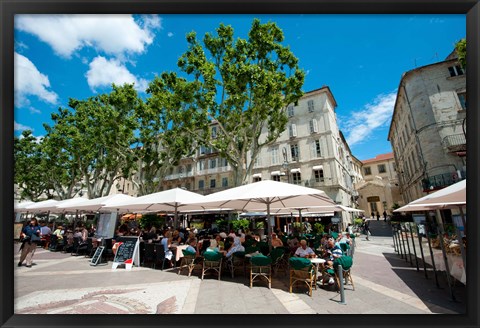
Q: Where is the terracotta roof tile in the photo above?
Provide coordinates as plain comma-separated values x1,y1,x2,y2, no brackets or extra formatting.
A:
361,152,394,164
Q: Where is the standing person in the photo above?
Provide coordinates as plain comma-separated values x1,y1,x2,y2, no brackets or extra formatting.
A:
376,212,380,221
364,220,371,241
371,212,375,220
18,218,41,268
383,211,387,221
40,220,52,249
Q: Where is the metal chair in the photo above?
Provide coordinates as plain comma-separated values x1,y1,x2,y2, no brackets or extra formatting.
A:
226,251,245,278
142,243,156,268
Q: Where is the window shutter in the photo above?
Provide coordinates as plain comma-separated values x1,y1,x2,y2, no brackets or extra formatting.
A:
313,119,318,133
292,124,297,137
310,141,316,159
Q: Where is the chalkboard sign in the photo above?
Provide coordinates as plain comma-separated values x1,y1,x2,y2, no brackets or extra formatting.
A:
90,246,105,266
112,236,140,270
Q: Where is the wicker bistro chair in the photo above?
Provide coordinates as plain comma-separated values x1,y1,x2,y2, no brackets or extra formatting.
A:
178,249,202,277
226,251,246,278
332,256,354,292
250,254,272,289
142,243,156,268
270,247,286,276
289,257,316,297
201,250,223,280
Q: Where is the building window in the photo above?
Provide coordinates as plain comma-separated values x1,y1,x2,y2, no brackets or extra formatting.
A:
314,169,324,182
198,180,204,190
272,175,281,182
271,147,279,165
289,124,297,138
292,172,301,184
211,126,217,138
378,164,386,173
308,100,314,112
287,105,294,117
209,158,216,169
253,176,262,182
186,164,192,172
448,65,464,77
185,183,191,190
222,177,228,187
309,119,318,134
364,167,372,175
314,140,322,157
457,92,467,110
290,144,299,161
392,162,396,172
210,179,216,189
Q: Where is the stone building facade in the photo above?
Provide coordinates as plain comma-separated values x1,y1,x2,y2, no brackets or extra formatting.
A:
387,54,466,203
355,152,403,217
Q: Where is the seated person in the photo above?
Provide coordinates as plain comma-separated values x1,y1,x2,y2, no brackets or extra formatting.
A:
321,238,343,285
185,238,200,257
287,236,299,252
221,237,245,259
52,225,64,240
322,237,343,268
271,233,284,248
294,240,316,258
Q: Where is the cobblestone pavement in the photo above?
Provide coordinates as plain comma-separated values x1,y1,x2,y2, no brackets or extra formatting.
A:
13,236,466,314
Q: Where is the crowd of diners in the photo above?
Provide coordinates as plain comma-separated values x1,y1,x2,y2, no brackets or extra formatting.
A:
19,218,354,286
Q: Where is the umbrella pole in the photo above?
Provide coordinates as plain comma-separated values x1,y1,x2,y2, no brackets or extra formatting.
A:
174,204,179,229
267,202,273,253
298,209,303,236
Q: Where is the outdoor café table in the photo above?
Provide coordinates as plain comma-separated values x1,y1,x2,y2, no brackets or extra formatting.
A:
174,244,189,262
310,258,326,285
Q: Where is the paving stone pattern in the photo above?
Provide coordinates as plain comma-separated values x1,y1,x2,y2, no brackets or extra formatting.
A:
13,234,466,314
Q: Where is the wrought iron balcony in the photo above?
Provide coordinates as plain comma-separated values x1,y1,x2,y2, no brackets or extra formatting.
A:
422,170,466,192
442,134,466,152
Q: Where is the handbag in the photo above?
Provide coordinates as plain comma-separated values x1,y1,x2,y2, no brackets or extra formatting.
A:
30,232,41,242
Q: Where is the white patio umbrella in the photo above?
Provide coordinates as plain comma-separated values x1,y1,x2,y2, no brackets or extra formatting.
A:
102,188,208,228
394,179,466,212
25,199,59,213
14,201,34,212
59,194,135,212
54,198,90,212
188,180,336,249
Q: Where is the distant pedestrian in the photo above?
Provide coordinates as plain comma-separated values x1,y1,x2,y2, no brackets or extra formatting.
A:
376,212,380,221
364,220,371,241
383,211,387,221
371,212,375,220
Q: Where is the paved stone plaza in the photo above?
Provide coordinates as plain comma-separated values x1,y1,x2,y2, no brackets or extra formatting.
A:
14,224,466,315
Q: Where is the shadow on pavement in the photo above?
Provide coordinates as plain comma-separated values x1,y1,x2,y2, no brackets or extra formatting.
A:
382,252,466,314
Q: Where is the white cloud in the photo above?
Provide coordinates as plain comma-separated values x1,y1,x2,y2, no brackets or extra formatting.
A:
85,56,148,92
167,32,174,37
14,121,33,132
29,107,41,114
341,91,397,147
14,52,58,107
15,14,162,58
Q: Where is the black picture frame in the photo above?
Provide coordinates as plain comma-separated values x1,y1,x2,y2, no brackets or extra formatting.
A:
1,1,478,327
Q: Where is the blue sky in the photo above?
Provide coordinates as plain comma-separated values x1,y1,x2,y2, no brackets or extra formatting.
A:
14,14,465,161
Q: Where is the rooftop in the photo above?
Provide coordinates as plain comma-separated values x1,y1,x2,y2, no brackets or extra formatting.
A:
362,152,394,164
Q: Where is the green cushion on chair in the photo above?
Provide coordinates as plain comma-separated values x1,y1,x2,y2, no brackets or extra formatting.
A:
333,255,353,270
251,254,272,266
331,232,339,239
270,247,285,261
182,249,196,256
203,251,223,261
289,257,312,270
339,243,348,252
233,251,245,258
326,268,335,275
350,235,355,240
245,246,259,254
